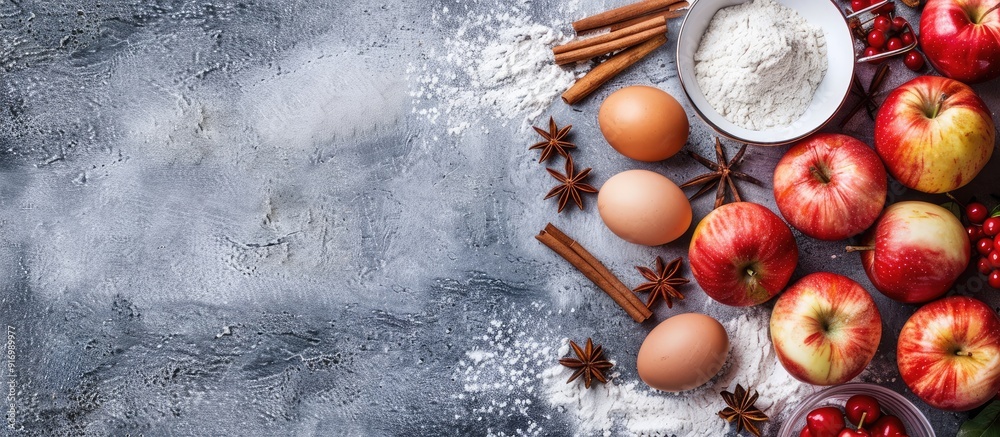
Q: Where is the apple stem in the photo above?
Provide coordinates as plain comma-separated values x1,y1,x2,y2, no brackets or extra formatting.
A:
984,3,1000,21
845,245,875,252
930,93,948,118
809,165,831,184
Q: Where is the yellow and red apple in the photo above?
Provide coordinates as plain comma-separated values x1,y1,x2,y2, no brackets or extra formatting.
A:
874,76,994,193
770,272,882,386
773,133,887,241
898,296,1000,411
852,201,970,303
689,202,798,306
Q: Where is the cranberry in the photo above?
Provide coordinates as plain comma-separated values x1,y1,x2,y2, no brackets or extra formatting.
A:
967,202,990,224
892,16,908,32
980,257,994,275
807,406,846,437
984,217,1000,236
886,37,903,52
845,394,882,427
990,270,1000,289
970,225,986,244
995,237,1000,253
873,1,896,14
901,31,916,46
990,250,1000,269
851,0,871,11
871,415,908,437
874,16,893,32
868,30,888,49
863,46,883,63
979,238,995,256
903,51,925,71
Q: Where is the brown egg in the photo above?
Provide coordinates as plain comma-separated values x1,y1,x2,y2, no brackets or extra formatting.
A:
598,85,689,162
597,170,692,246
637,313,729,392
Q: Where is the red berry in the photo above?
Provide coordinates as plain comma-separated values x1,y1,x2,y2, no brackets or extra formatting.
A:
886,37,903,52
846,394,882,427
903,51,925,71
868,30,888,49
985,217,1000,236
892,16,908,32
991,270,1000,289
871,415,908,437
978,238,995,256
807,406,846,437
968,202,989,224
874,16,893,32
863,46,883,63
990,250,1000,269
873,1,895,14
838,429,872,437
901,31,916,46
801,426,815,437
995,237,1000,253
851,0,871,11
969,225,986,243
980,257,994,275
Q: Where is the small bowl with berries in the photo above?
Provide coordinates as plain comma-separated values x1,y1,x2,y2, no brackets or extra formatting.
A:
778,383,935,437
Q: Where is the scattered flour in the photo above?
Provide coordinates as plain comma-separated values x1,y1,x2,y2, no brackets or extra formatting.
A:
408,7,583,135
694,0,827,130
457,306,818,436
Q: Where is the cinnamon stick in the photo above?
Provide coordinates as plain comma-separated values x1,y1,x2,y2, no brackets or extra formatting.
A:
561,34,666,105
536,223,652,323
554,15,666,55
555,25,665,65
572,0,684,33
609,2,689,31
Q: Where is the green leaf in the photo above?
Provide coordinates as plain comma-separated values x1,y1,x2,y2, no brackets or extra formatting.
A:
942,202,962,220
990,203,1000,218
958,400,1000,437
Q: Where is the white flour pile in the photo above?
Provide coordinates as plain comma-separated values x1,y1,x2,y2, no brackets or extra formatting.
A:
694,0,827,130
408,7,583,135
457,306,817,436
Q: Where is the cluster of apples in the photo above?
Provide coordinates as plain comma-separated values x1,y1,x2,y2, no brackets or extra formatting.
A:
686,73,998,412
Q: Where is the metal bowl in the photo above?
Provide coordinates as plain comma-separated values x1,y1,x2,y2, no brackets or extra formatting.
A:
676,0,856,145
777,383,936,437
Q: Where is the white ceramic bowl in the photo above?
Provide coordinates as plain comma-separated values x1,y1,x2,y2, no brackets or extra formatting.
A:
777,383,935,437
676,0,856,145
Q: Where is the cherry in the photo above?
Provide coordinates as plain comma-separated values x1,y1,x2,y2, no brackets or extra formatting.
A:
851,0,871,11
863,47,883,63
807,406,847,437
978,238,995,256
873,1,896,14
981,257,994,275
984,217,1000,236
838,429,872,437
892,16,908,32
802,426,816,437
886,37,903,52
845,394,882,427
995,237,1000,253
990,250,1000,269
868,30,888,49
900,31,916,46
871,415,908,437
968,202,990,224
990,270,1000,289
970,225,986,244
874,16,893,32
903,51,925,71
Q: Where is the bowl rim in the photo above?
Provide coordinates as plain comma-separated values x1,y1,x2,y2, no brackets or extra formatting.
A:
777,382,936,437
675,0,857,146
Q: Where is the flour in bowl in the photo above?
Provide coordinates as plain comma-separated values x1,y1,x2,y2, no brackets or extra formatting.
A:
694,0,827,130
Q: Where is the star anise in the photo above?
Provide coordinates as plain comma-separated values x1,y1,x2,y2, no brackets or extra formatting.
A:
719,384,769,436
558,338,613,389
530,116,576,163
839,63,890,127
633,256,688,309
680,138,762,209
545,156,598,213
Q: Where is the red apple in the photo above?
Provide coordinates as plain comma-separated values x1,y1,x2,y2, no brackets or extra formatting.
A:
874,76,994,193
852,201,971,303
688,202,798,306
773,133,887,241
771,273,882,385
920,0,1000,83
897,296,1000,411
